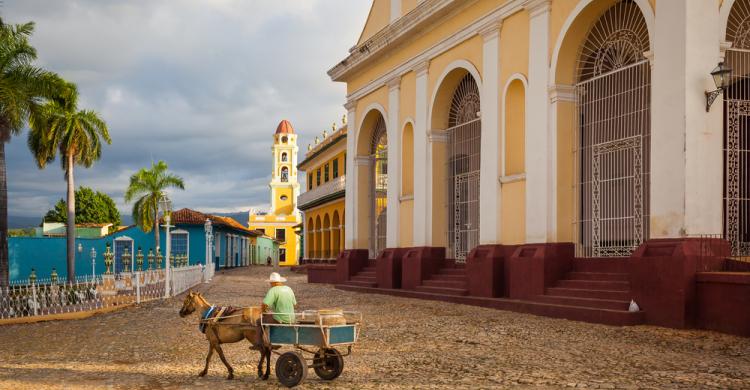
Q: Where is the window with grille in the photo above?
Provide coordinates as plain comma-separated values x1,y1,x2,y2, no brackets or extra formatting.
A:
325,163,330,182
333,159,339,178
281,152,288,162
316,169,321,186
171,231,189,257
114,238,134,273
276,228,286,242
281,167,289,182
371,116,388,256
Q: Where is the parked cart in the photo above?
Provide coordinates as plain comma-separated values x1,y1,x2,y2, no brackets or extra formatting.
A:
262,310,361,387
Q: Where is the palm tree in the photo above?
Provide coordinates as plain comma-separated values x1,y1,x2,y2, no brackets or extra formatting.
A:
124,161,185,255
0,19,59,286
28,82,110,282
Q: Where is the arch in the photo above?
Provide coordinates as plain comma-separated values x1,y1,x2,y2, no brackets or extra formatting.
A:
281,152,288,162
428,59,482,131
722,0,738,43
371,117,388,257
307,217,315,259
429,64,482,261
501,75,527,245
323,214,331,259
550,0,655,85
314,216,322,259
553,0,653,257
401,119,414,197
280,166,289,182
356,103,388,156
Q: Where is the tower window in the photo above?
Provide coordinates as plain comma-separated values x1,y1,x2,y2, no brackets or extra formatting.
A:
276,228,286,242
281,167,289,182
333,159,339,178
308,177,312,190
282,136,288,143
280,195,288,201
316,169,321,186
324,163,330,183
281,152,288,162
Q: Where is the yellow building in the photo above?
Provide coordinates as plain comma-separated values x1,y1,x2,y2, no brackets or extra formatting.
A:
298,120,347,262
248,120,301,266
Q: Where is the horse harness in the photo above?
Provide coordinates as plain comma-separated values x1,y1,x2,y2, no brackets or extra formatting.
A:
199,305,243,334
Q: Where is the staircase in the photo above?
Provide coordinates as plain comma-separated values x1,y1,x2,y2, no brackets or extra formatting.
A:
341,262,377,288
529,258,643,325
414,263,469,296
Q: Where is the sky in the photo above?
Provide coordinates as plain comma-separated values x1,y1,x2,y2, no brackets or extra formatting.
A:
3,0,371,218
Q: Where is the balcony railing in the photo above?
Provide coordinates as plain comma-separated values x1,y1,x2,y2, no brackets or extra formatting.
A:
299,175,346,208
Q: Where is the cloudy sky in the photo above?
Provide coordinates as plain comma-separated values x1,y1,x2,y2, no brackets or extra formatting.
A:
3,0,370,217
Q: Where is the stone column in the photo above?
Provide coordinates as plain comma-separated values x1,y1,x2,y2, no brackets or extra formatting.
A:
387,76,402,248
344,100,357,248
479,20,502,244
413,61,430,246
524,0,552,243
651,0,722,237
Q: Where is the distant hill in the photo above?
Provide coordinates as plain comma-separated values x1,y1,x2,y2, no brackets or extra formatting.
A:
8,215,43,229
8,211,249,230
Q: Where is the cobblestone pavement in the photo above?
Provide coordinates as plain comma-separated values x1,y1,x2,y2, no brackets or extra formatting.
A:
0,267,748,389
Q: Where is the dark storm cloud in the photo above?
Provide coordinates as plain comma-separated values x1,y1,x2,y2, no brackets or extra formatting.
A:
3,0,369,216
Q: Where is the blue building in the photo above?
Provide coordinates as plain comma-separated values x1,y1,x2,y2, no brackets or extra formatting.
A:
8,208,274,282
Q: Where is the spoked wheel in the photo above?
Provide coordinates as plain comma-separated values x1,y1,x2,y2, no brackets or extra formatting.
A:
313,348,344,380
275,351,307,387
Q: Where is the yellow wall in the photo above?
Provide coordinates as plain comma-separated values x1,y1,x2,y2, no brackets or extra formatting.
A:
399,199,413,247
305,150,346,191
274,187,294,216
399,71,416,127
505,80,525,175
358,0,391,45
401,122,414,196
401,0,417,16
501,181,526,244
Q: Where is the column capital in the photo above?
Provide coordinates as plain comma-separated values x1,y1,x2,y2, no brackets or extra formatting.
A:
524,0,550,18
548,84,576,103
386,76,401,91
344,99,357,111
412,60,429,77
354,155,374,166
719,41,732,61
428,129,449,143
478,20,502,41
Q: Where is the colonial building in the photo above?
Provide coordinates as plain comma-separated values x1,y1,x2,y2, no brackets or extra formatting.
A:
322,0,750,336
249,120,302,266
298,119,347,262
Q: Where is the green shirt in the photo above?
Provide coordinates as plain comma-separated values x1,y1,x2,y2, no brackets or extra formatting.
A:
263,285,297,323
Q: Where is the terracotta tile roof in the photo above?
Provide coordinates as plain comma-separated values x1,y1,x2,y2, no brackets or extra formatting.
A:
275,119,294,134
169,208,260,236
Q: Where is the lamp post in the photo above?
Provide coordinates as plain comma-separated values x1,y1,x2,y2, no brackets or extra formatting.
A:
706,62,733,111
159,194,173,298
90,247,97,282
204,218,213,281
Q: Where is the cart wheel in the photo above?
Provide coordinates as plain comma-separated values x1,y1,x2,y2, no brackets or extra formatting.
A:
275,351,307,387
313,348,344,380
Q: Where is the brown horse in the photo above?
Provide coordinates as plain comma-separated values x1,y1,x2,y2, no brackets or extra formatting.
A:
179,291,271,380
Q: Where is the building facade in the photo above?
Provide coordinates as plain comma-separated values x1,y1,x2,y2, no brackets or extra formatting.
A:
298,120,347,262
249,120,302,266
323,0,750,335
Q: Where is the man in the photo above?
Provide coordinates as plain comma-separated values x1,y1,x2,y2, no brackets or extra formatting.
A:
261,272,296,324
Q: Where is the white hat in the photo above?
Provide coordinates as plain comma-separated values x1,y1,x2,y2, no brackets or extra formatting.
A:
268,272,287,283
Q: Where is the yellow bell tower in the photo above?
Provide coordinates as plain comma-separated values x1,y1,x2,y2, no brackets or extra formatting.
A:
248,119,301,266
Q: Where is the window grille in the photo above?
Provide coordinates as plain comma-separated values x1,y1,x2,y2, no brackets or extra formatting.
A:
316,169,321,186
371,116,388,257
281,152,288,162
171,232,189,256
325,163,330,182
333,159,339,178
276,228,286,242
114,238,134,273
281,167,289,182
724,0,750,256
446,74,481,262
574,0,651,257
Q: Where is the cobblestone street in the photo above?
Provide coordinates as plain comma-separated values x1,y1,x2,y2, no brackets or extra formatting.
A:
0,267,748,389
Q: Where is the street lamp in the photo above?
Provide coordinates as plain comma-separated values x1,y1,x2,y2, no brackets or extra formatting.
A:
159,194,173,298
706,62,732,112
90,247,97,282
204,218,213,282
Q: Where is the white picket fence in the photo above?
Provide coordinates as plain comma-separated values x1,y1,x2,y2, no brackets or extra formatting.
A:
0,265,208,321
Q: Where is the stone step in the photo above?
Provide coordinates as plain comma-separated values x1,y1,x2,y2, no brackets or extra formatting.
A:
414,285,468,296
422,279,468,289
360,267,376,273
429,274,467,282
350,275,376,283
357,271,376,278
555,279,630,291
545,287,631,301
532,295,630,311
573,258,629,273
437,268,466,276
566,272,629,282
341,280,377,288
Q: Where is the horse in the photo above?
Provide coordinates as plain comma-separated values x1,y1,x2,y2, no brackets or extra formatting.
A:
179,291,271,380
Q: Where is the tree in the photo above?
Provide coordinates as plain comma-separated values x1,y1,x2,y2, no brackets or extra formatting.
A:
28,82,110,282
124,161,185,254
0,19,59,286
43,186,121,228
